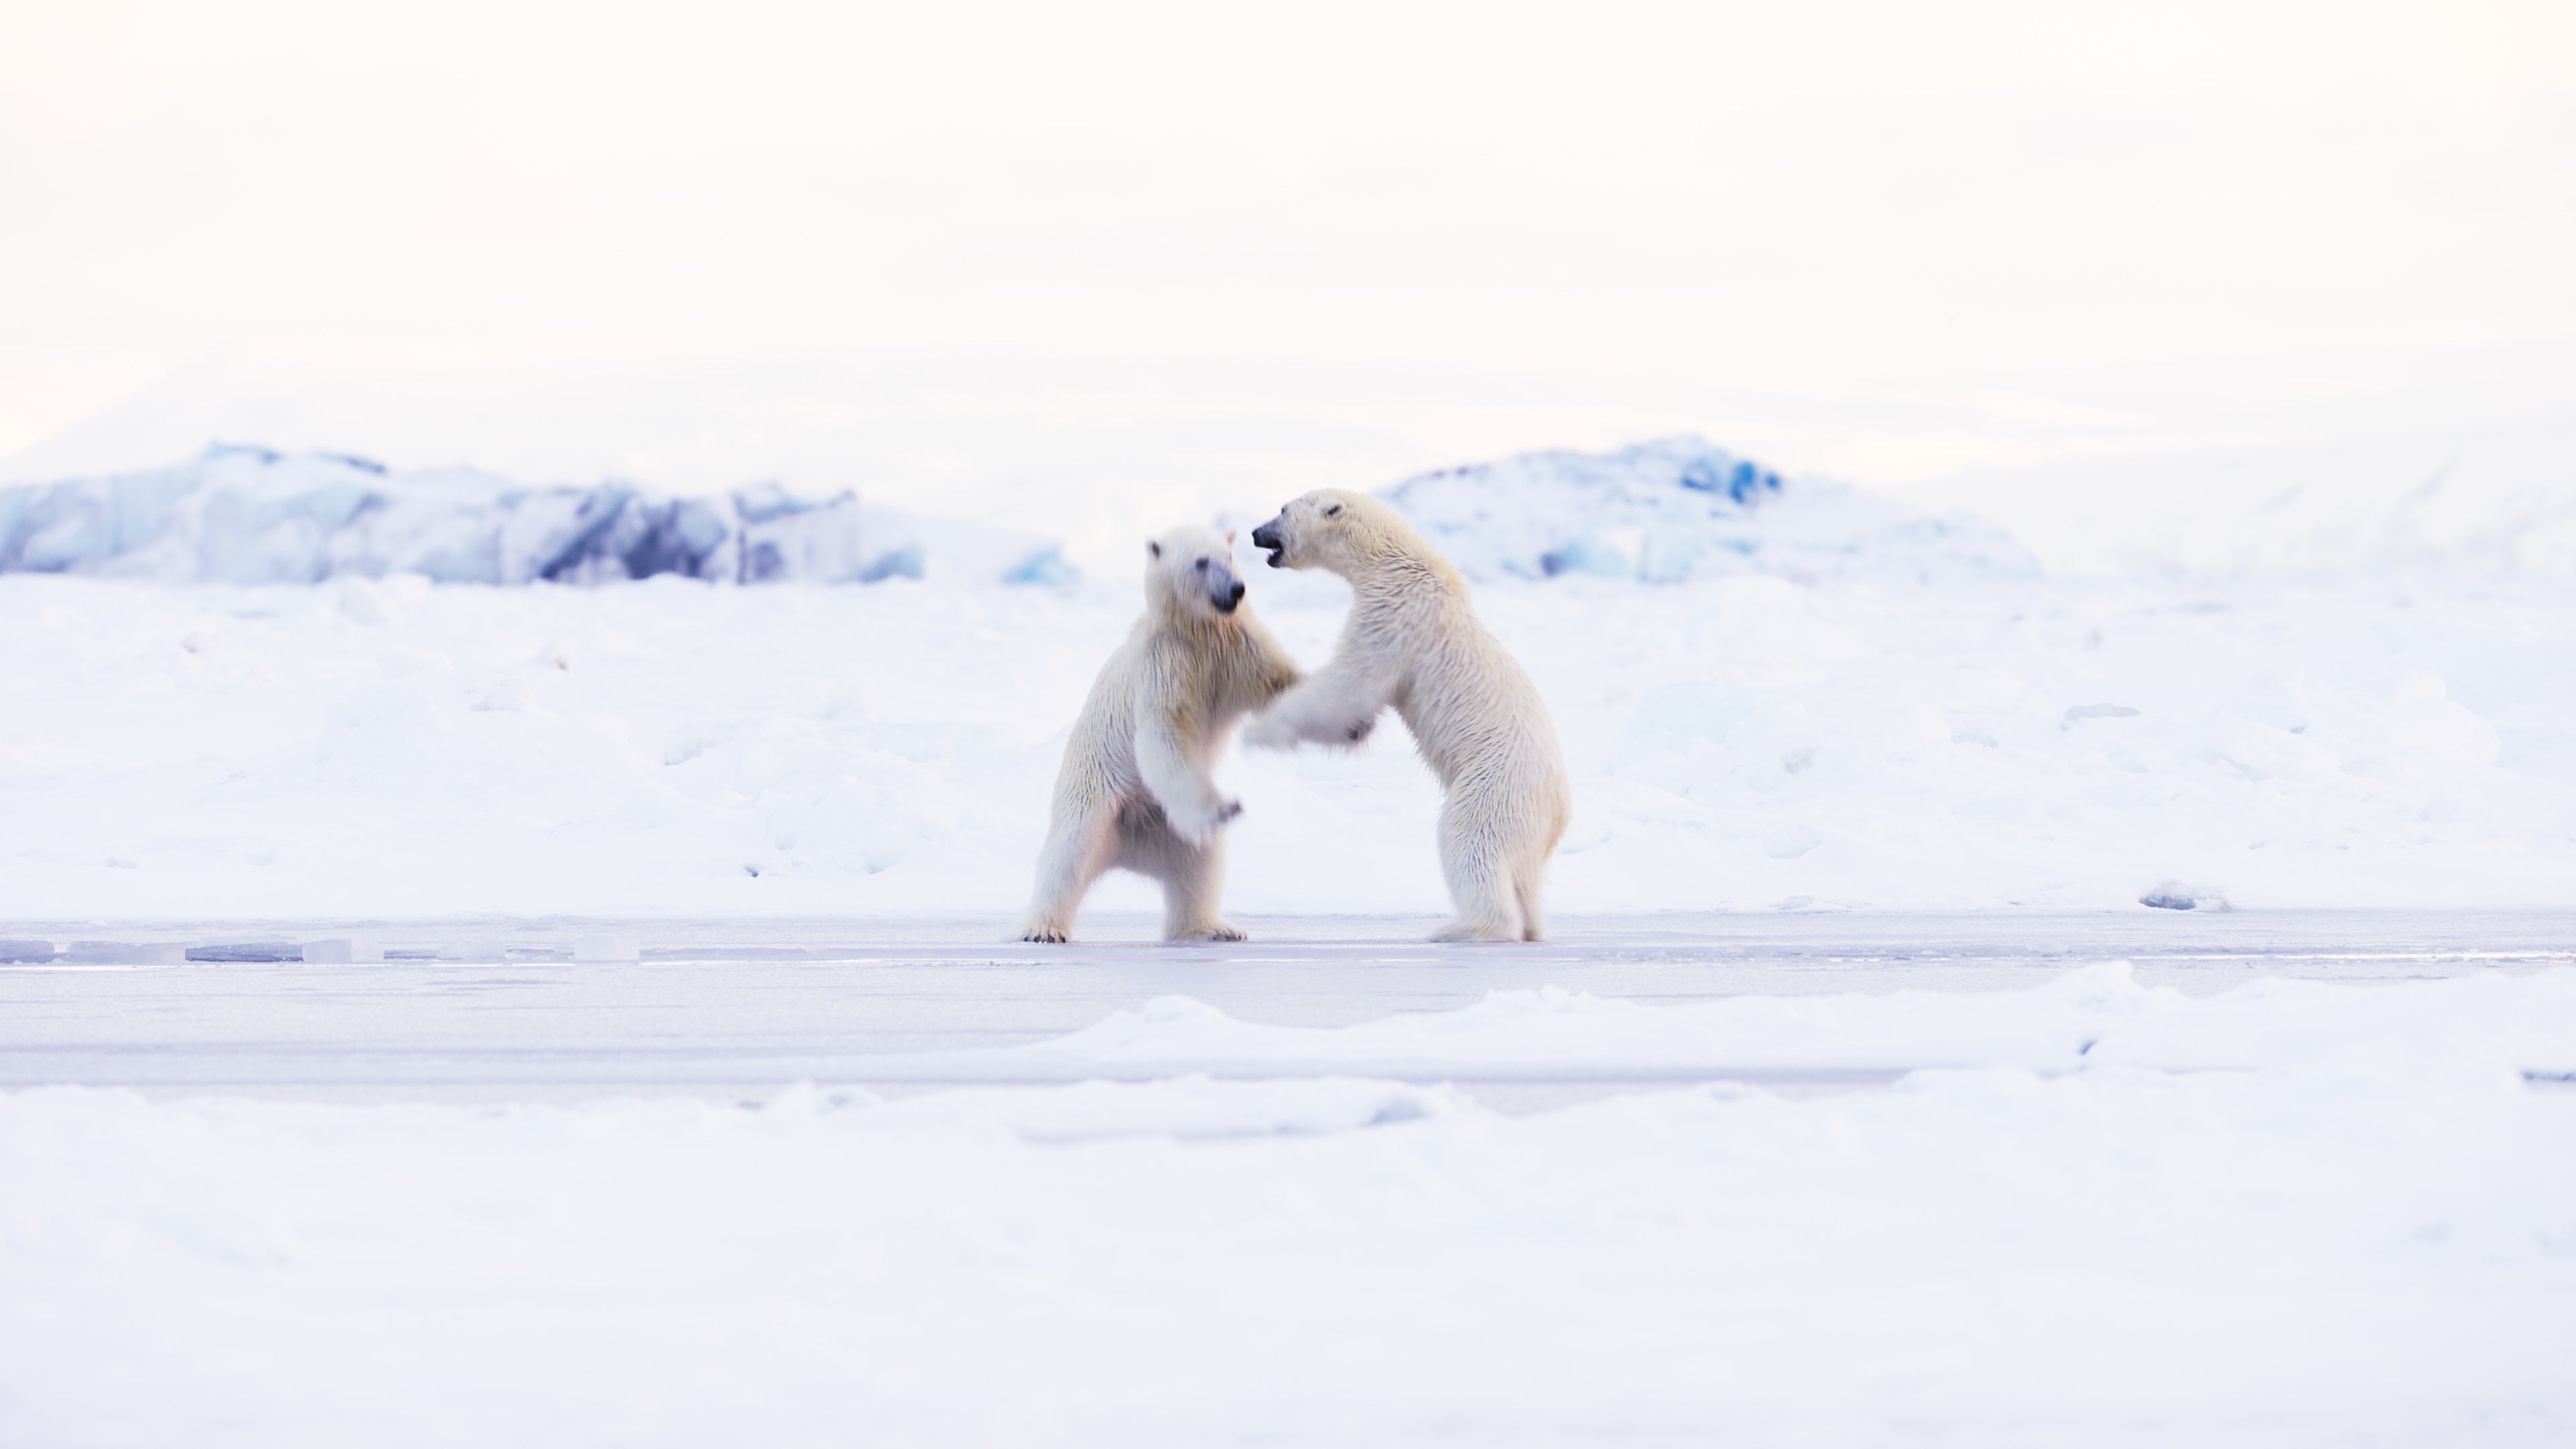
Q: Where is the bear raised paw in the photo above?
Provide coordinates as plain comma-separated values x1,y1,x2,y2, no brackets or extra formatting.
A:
1245,490,1571,943
1018,525,1301,945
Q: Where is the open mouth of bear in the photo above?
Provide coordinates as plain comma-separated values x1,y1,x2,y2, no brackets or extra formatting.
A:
1250,521,1287,568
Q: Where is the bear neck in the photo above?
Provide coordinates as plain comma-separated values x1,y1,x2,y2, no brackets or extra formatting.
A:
1338,536,1460,603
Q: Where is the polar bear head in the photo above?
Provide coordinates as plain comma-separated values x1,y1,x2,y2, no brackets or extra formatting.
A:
1146,524,1246,617
1248,488,1418,576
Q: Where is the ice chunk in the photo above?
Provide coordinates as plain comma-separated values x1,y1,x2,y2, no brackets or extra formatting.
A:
857,545,926,583
2140,881,2232,912
185,942,303,962
0,939,56,963
0,445,1073,588
1003,546,1077,587
1376,434,2035,585
1539,533,1631,578
64,942,189,964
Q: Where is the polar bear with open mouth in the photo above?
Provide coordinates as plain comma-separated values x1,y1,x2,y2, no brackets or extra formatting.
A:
1244,490,1570,942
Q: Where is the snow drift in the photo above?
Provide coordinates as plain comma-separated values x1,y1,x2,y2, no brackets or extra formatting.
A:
5,967,2575,1447
5,561,2569,920
0,444,1072,587
1377,435,2037,584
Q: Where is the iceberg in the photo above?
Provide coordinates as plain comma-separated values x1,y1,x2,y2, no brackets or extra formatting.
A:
0,445,1071,587
1377,435,2036,584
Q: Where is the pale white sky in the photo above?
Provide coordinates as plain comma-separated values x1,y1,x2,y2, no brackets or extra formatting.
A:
4,0,2573,512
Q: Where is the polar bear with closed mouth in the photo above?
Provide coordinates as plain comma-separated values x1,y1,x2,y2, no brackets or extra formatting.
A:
1020,525,1301,944
1244,489,1572,942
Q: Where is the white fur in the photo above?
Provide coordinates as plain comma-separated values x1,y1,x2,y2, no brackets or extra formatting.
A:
1243,490,1572,942
1020,526,1301,943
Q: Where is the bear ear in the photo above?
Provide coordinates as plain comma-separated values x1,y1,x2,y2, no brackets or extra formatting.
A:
1147,540,1161,558
1224,528,1237,545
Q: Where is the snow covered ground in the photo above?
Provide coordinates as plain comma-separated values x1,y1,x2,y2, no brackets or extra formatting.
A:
3,557,2569,922
5,433,2572,1444
4,949,2573,1446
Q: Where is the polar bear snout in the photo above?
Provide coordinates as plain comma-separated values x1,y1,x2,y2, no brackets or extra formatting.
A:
1250,514,1289,568
1192,555,1246,613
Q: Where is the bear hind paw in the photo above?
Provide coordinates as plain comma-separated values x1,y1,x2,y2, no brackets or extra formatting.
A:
1168,920,1248,943
1429,918,1523,944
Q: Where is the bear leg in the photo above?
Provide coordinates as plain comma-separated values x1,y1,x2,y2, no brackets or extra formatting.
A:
1514,792,1568,942
1117,803,1244,942
1020,803,1116,944
1430,786,1527,943
1512,861,1548,943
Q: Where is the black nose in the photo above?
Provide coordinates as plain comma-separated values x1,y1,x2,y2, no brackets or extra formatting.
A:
1250,521,1280,549
1227,582,1245,604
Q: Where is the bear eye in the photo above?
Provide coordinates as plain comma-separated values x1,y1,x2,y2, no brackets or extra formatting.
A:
1323,503,1343,517
1194,557,1209,570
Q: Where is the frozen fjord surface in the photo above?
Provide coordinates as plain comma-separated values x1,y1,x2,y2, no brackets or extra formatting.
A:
6,910,2575,1099
3,561,2571,921
4,962,2574,1446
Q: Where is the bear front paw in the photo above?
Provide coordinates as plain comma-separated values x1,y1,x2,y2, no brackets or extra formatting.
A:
1172,799,1242,845
1240,713,1295,751
1021,926,1071,944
